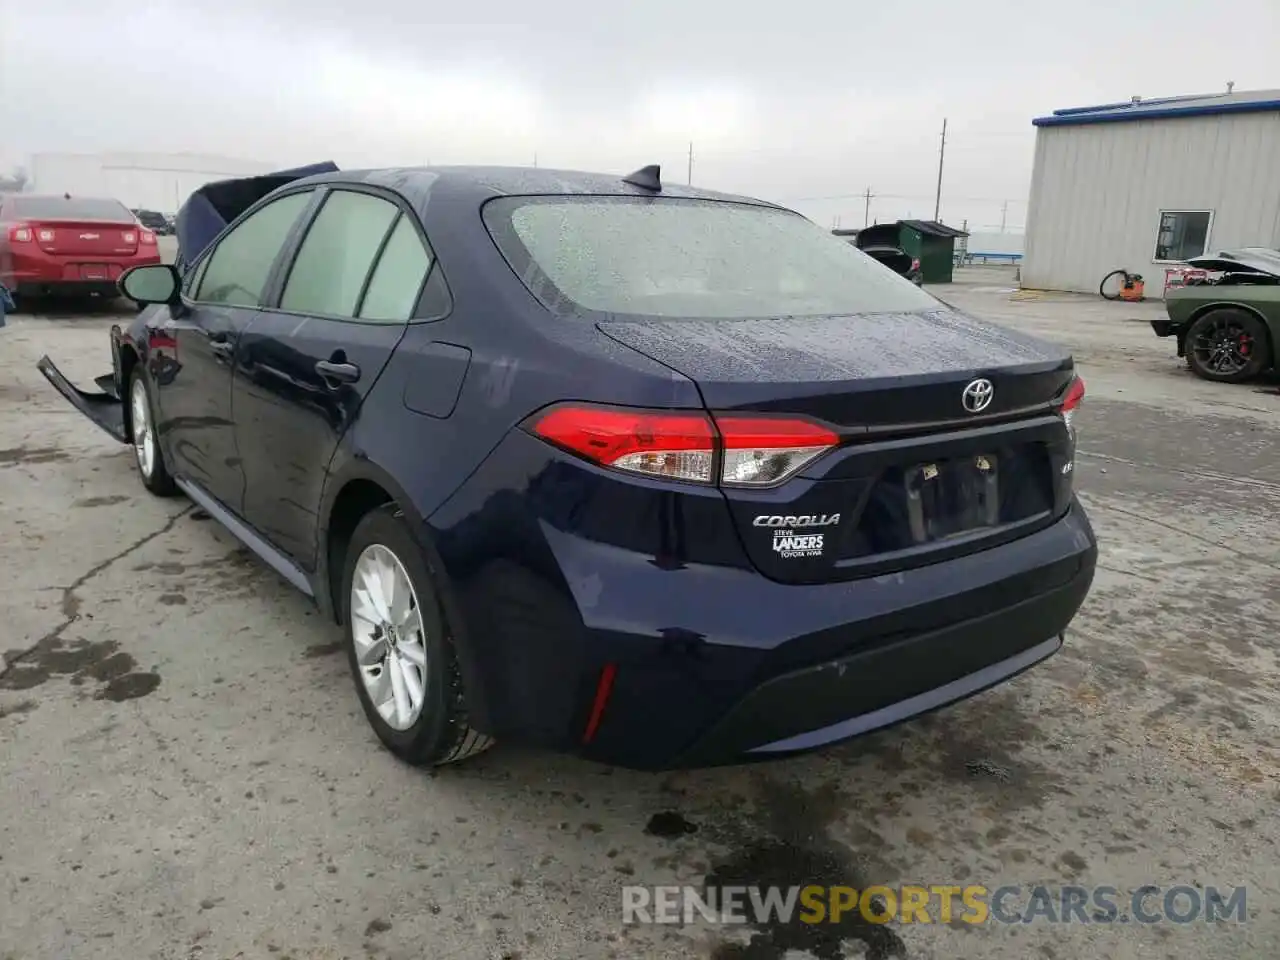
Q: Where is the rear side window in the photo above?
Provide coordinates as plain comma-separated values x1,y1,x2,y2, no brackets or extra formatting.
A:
281,190,399,317
358,217,433,322
7,196,133,221
484,196,940,321
196,191,312,307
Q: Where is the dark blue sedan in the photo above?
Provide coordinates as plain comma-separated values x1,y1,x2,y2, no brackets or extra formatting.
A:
37,162,1096,770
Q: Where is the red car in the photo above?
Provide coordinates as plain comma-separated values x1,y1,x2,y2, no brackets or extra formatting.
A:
0,194,161,302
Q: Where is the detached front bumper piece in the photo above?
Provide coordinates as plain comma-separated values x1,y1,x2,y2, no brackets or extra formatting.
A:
36,325,130,444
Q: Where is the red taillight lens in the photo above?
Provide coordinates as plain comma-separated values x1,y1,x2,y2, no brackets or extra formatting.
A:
1059,375,1085,434
139,230,156,245
531,405,716,483
9,225,32,242
37,228,55,243
716,415,839,486
529,404,839,486
122,231,137,244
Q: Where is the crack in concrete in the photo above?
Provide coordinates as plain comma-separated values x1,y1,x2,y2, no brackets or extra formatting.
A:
0,505,194,682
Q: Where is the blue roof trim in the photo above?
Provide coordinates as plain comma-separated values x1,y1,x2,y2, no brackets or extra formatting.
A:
1035,98,1280,127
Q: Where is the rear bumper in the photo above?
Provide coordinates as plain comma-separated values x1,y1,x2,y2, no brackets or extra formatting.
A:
4,251,160,298
1150,318,1177,338
440,476,1097,769
673,576,1082,766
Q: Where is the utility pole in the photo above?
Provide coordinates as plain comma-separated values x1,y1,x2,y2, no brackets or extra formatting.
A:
933,117,948,221
687,142,693,185
863,186,874,227
1000,200,1008,232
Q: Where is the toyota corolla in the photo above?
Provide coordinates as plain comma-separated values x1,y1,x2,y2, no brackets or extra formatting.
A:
36,162,1096,770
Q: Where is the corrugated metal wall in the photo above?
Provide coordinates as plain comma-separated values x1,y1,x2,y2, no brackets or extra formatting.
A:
1022,113,1280,298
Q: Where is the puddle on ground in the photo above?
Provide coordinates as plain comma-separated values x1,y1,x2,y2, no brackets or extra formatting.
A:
0,637,160,702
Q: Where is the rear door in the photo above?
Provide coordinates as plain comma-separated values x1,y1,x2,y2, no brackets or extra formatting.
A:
153,189,316,509
232,185,434,567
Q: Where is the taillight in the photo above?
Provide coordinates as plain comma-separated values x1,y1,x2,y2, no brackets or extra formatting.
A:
37,228,55,242
1059,375,1085,435
528,404,839,487
122,231,136,244
9,225,32,242
139,230,156,245
716,415,839,486
531,405,716,483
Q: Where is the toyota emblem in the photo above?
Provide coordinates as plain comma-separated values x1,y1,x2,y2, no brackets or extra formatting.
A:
961,378,994,413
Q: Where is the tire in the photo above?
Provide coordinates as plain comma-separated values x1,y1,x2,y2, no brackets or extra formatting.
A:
341,505,493,766
127,366,179,496
1099,269,1128,301
1185,308,1271,383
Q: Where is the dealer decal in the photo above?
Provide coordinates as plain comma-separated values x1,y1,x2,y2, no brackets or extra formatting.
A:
754,513,839,559
772,531,826,559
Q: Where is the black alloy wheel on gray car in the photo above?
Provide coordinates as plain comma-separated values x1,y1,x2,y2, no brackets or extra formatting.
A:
341,505,493,766
1185,308,1271,383
128,366,179,497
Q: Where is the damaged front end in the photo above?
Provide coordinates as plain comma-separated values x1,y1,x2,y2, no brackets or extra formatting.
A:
36,324,132,445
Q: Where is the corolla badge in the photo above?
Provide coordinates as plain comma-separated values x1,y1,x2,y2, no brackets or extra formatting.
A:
752,514,841,528
962,378,994,413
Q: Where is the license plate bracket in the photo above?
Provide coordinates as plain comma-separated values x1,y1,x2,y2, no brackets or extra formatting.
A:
79,264,109,280
904,453,1000,543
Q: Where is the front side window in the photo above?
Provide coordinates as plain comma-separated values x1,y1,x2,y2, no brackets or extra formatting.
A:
483,196,941,321
280,190,399,317
196,191,312,307
1154,211,1212,262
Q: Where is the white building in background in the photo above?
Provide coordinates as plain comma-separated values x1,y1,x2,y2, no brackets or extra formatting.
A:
1021,89,1280,298
29,152,276,214
965,232,1024,259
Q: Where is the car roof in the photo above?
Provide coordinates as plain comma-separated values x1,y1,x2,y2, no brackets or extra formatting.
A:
287,165,783,214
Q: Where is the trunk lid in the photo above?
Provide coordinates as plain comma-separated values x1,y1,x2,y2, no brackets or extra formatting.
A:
599,307,1078,584
34,220,140,258
598,307,1074,429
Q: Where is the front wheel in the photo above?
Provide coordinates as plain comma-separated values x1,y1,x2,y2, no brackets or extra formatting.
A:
128,366,179,496
1185,308,1271,383
341,505,493,767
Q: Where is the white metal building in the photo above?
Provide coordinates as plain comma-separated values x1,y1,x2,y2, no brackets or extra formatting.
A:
28,152,276,215
1021,89,1280,298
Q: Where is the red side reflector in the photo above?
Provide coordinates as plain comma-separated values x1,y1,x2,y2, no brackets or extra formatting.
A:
582,663,618,744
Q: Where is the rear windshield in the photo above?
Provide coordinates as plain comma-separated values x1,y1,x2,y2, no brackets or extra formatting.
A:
6,196,133,222
483,196,940,320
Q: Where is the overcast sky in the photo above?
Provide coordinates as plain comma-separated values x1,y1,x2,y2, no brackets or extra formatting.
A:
2,1,1277,231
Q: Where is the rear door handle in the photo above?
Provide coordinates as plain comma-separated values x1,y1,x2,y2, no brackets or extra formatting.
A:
315,359,361,385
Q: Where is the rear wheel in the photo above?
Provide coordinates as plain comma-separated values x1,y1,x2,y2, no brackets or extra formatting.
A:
128,366,179,496
341,505,493,766
1185,308,1270,383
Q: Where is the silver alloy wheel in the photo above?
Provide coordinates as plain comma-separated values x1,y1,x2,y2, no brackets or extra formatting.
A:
130,375,155,478
350,543,429,731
